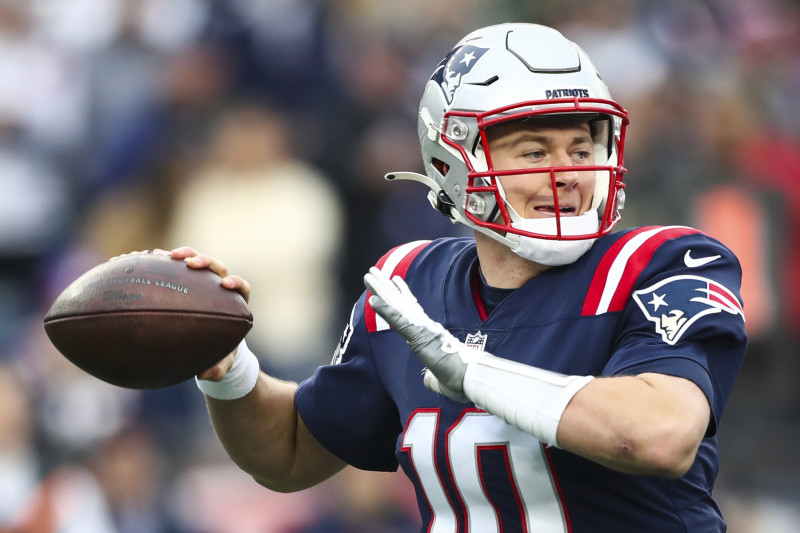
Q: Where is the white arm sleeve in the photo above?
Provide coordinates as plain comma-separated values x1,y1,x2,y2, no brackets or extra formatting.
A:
462,353,594,447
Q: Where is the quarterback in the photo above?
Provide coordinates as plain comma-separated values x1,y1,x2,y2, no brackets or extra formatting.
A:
176,23,746,532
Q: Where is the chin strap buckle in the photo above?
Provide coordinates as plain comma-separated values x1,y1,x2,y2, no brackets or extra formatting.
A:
428,190,456,219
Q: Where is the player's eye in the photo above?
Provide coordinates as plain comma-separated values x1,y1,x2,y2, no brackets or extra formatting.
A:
572,150,593,164
522,150,545,160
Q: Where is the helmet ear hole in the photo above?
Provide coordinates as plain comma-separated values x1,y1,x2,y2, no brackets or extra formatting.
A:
432,158,450,176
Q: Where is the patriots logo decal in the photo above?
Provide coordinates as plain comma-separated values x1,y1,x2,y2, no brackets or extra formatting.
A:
430,45,490,103
632,275,744,345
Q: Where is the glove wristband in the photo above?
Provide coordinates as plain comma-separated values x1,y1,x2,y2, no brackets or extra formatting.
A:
196,339,260,400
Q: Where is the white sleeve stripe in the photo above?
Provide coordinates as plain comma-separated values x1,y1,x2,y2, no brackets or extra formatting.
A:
374,240,431,332
379,240,432,276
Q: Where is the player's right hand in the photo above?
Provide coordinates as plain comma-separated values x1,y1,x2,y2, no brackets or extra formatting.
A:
170,246,251,303
194,352,235,382
171,246,250,381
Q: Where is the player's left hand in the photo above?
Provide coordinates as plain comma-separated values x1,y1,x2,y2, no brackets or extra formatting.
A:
364,267,482,402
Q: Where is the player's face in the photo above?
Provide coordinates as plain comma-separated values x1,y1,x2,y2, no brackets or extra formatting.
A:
486,118,596,219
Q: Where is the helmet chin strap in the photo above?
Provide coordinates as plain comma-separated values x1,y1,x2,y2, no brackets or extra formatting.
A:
507,210,599,266
492,179,598,266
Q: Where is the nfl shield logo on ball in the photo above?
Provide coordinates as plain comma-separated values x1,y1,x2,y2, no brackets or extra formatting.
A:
465,331,488,351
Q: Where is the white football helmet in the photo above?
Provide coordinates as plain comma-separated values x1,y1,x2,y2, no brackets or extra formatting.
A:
388,23,629,265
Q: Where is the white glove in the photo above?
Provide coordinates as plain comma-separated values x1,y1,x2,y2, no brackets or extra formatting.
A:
363,267,481,401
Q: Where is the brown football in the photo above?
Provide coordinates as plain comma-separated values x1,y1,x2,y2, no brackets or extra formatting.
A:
43,251,253,389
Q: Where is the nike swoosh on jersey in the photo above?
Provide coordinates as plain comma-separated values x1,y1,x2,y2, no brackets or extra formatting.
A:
684,250,721,268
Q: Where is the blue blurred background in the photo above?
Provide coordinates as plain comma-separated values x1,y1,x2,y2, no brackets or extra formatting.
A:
1,0,799,531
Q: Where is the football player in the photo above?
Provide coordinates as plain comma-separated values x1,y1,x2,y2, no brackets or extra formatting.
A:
175,23,746,532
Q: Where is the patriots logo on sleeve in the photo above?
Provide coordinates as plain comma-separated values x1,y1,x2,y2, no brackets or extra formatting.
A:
430,45,489,103
632,275,744,345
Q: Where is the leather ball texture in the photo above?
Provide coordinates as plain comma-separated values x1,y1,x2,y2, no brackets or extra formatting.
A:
43,251,253,389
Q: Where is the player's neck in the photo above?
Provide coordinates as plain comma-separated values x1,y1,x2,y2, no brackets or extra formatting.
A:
474,231,550,289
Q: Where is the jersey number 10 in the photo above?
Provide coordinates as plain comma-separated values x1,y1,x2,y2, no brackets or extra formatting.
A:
402,409,570,533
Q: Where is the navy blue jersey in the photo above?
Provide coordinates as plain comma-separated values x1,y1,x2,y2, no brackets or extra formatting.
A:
296,226,746,532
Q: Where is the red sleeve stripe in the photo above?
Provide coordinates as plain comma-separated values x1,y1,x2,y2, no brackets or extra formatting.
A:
365,240,432,332
582,226,701,316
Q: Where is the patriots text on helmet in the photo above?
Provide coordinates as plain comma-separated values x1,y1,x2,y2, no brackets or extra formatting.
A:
545,88,591,99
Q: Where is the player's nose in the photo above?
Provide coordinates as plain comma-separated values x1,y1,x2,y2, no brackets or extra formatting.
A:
551,152,580,190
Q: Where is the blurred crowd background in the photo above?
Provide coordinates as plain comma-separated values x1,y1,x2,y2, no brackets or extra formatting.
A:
1,0,799,531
